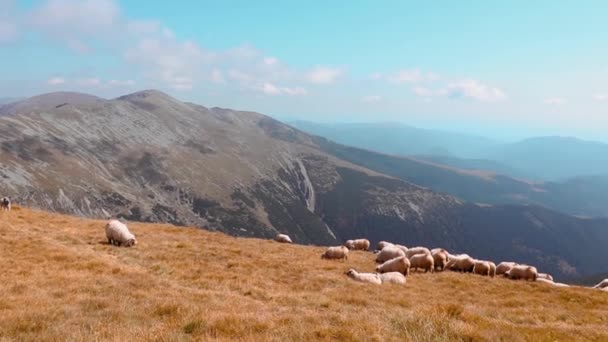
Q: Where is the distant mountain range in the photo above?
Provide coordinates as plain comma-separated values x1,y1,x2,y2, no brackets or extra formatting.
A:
291,121,608,181
1,91,608,279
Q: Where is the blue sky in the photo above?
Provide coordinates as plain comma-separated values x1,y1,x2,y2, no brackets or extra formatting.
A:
1,0,607,141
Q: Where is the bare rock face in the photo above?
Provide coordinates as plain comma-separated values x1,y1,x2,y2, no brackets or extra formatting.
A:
2,90,608,279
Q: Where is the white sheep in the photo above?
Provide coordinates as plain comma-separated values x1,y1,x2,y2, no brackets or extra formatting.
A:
344,239,370,251
376,245,406,263
346,269,382,285
593,279,608,289
395,244,409,254
105,219,137,247
445,254,475,273
431,249,449,271
505,265,538,281
537,273,554,282
473,260,491,276
376,241,394,251
405,246,431,259
275,234,293,243
379,272,407,285
495,262,518,276
321,246,349,260
376,256,411,276
1,197,10,211
488,261,496,278
409,253,434,273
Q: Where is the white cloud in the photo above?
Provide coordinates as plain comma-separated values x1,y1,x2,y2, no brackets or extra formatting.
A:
263,57,278,66
369,72,383,80
211,69,225,84
262,82,307,96
412,86,433,97
593,94,607,101
361,95,381,103
308,66,343,84
77,78,101,86
443,79,506,102
47,77,66,85
107,79,135,86
389,69,438,84
0,20,17,42
543,97,565,105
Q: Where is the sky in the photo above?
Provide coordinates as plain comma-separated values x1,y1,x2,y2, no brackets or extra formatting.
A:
1,0,607,141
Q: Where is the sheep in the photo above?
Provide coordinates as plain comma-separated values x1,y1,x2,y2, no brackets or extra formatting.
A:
275,234,293,243
375,245,406,263
473,260,491,276
536,278,555,285
379,272,407,285
345,269,382,285
376,256,411,276
553,282,570,288
105,219,137,247
376,241,394,251
1,197,10,211
488,261,496,278
431,250,449,271
495,262,518,276
537,273,554,282
395,244,409,254
344,239,370,251
409,253,434,273
592,279,608,289
505,265,538,281
445,254,475,273
321,246,349,260
405,246,431,259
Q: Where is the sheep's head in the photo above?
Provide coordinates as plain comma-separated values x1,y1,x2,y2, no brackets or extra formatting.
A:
125,238,137,247
345,269,356,276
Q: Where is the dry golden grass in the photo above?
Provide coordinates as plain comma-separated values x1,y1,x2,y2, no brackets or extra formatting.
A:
1,206,608,341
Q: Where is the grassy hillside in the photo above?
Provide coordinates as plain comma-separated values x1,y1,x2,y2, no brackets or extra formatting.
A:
1,207,608,341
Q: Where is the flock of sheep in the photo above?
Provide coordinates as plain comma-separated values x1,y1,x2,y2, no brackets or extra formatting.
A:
276,234,608,291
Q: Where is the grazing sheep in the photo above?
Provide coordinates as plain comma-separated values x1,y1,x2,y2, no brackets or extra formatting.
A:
445,254,475,273
346,269,382,285
344,239,370,251
379,272,407,285
376,256,411,276
395,244,409,254
321,246,349,260
495,262,518,276
376,241,394,251
536,278,554,285
432,250,449,271
593,279,608,289
473,260,491,276
505,265,538,281
105,219,137,247
1,197,10,211
405,246,431,259
537,273,554,282
488,262,496,278
409,253,434,273
375,245,406,263
275,234,293,243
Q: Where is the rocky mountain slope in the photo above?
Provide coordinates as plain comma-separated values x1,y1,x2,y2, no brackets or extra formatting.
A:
1,90,608,278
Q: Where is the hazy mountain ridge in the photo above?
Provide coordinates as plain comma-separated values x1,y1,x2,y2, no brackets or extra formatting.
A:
1,91,608,278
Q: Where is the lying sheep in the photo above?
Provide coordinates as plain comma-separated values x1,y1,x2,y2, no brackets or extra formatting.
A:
410,253,434,273
346,269,382,285
495,262,518,276
105,219,137,247
376,245,406,263
473,260,491,276
488,261,496,278
275,234,293,243
445,254,475,273
537,273,554,282
593,279,608,289
553,282,570,288
321,246,349,260
1,197,10,211
376,241,394,251
406,246,431,259
344,239,370,251
379,272,407,285
432,250,449,271
536,278,554,285
505,265,538,281
376,256,411,276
